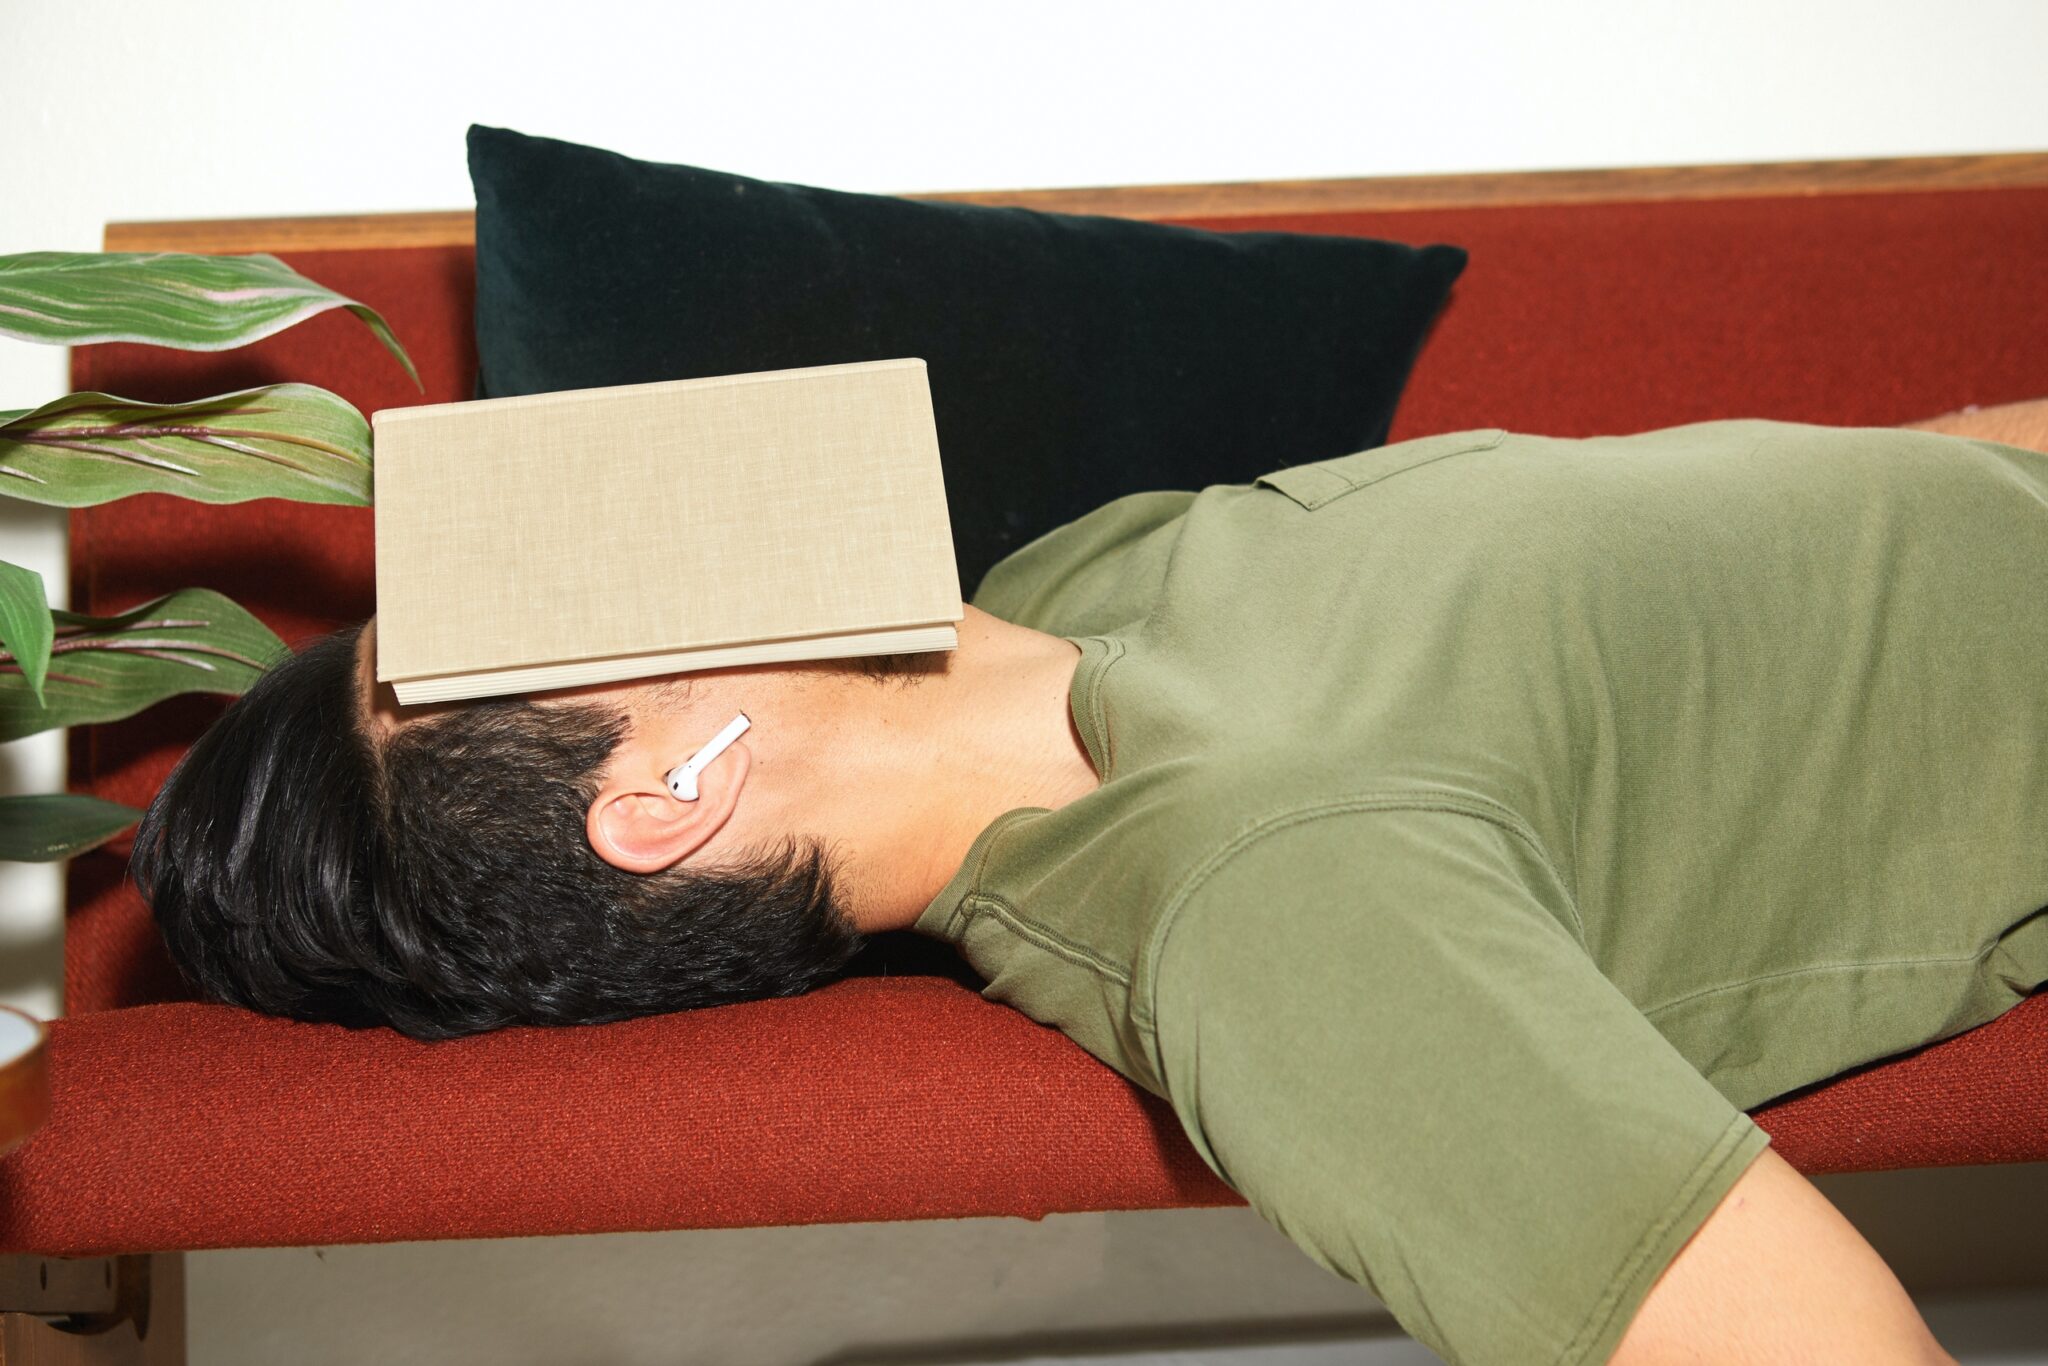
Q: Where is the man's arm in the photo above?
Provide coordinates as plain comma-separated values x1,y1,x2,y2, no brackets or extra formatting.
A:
1147,806,1951,1365
1901,396,2048,454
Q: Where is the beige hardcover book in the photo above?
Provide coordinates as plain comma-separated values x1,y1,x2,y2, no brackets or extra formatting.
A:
373,358,962,704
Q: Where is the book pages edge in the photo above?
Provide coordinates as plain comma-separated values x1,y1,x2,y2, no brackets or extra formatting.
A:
390,622,960,704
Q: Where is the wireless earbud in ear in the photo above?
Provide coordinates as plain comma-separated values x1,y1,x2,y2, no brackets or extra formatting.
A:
665,712,751,801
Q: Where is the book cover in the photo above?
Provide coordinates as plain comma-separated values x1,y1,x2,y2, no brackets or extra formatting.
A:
373,358,962,703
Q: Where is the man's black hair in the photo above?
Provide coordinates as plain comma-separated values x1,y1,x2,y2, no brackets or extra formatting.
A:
131,624,868,1040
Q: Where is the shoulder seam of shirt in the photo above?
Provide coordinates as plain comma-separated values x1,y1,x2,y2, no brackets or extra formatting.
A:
959,891,1134,987
927,807,1040,939
1133,792,1584,1049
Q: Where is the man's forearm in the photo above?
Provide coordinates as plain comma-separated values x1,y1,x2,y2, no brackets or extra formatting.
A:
1901,396,2048,454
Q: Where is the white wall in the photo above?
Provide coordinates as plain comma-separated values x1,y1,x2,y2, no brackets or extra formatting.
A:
4,0,2045,1359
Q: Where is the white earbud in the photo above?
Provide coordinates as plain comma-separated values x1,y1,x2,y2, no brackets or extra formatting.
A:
665,712,751,801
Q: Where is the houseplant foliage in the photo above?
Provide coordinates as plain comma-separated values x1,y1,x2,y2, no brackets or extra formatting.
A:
0,250,416,862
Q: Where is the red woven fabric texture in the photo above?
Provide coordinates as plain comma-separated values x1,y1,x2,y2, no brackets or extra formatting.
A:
3,986,2040,1255
0,978,1235,1255
23,187,2044,1252
1748,990,2048,1171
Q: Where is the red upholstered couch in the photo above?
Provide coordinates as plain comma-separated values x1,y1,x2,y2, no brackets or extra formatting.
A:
4,157,2047,1259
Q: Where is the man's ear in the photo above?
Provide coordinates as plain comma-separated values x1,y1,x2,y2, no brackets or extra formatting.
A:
586,739,752,874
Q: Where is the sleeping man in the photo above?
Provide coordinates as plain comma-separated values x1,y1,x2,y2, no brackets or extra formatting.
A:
134,401,2048,1366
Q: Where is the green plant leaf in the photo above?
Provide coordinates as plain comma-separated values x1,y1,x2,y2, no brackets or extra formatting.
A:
0,560,52,703
0,793,142,862
0,587,286,742
0,384,372,507
0,250,419,389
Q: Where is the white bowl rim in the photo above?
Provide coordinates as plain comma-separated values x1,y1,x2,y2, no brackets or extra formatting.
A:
0,1003,47,1069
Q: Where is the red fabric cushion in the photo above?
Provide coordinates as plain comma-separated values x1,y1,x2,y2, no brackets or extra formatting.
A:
2,984,2040,1255
0,978,1235,1255
25,185,2045,1253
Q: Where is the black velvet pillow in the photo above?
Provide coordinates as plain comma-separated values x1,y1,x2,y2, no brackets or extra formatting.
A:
468,124,1466,594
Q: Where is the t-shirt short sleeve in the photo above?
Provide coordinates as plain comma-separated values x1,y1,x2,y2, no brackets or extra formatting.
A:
1146,804,1772,1366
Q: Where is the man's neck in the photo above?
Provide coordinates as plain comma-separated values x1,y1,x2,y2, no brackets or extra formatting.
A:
710,606,1100,934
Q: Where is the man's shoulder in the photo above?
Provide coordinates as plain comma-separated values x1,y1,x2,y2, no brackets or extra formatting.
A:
971,488,1196,635
1136,795,1580,1009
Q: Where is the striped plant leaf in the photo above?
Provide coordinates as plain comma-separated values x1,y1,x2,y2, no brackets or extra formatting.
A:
0,251,419,389
0,384,371,508
0,560,52,703
0,587,286,742
0,793,142,863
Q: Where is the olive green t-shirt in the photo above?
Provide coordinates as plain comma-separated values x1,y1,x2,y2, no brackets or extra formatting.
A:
912,420,2048,1366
